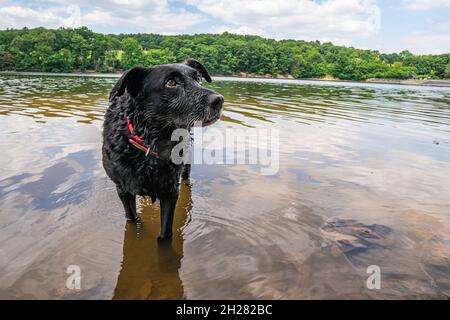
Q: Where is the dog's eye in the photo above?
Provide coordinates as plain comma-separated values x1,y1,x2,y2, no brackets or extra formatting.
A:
166,79,177,87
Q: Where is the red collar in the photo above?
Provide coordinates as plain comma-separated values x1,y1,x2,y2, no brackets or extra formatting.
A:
127,116,160,158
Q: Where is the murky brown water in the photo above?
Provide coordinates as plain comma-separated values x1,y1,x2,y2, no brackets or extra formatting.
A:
0,74,449,299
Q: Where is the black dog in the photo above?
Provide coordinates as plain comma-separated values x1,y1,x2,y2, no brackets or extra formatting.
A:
102,59,223,239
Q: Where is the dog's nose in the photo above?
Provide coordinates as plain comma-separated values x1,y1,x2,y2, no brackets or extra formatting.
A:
209,94,224,110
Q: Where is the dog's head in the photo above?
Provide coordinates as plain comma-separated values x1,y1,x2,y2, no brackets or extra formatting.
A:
110,59,223,129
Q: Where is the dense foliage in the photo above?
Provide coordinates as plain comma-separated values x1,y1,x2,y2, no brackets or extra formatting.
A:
1,27,449,81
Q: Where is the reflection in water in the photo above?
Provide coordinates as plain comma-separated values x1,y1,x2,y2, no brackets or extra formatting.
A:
113,183,192,300
0,74,449,299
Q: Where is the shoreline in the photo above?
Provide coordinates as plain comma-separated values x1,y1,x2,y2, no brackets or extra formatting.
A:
2,71,450,88
366,78,450,88
223,74,450,88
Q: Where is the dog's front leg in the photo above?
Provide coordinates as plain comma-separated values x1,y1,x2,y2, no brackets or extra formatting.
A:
116,186,139,222
182,164,191,180
159,196,178,239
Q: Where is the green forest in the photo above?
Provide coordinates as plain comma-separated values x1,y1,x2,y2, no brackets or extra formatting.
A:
1,27,450,81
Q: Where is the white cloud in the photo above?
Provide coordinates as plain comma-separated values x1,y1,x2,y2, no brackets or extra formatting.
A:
0,0,205,34
402,31,450,55
209,25,269,37
187,0,381,46
382,20,450,54
0,4,70,28
403,0,450,10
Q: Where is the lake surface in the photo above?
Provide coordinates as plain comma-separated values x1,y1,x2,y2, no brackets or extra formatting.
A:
0,74,449,299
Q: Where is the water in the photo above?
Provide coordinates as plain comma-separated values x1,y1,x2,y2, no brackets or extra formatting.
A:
0,74,449,299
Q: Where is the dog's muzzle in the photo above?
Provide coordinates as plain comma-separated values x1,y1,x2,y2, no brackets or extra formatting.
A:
203,93,224,126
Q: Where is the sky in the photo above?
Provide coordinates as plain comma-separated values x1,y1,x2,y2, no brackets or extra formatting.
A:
0,0,449,54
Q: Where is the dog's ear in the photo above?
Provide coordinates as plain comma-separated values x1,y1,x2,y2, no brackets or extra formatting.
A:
184,58,212,83
109,67,152,101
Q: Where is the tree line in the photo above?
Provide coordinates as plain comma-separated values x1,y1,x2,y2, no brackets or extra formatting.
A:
1,27,450,81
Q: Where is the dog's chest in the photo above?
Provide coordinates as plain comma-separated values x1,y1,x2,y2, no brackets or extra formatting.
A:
131,161,183,198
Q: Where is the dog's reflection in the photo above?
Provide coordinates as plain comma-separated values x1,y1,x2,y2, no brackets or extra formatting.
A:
113,183,192,299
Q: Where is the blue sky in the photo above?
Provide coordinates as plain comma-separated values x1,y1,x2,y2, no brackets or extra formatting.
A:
0,0,449,54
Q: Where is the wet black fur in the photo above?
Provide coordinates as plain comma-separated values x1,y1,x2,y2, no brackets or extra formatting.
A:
102,59,223,239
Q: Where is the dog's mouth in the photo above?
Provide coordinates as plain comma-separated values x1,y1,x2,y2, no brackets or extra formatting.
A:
195,110,222,127
201,116,220,127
